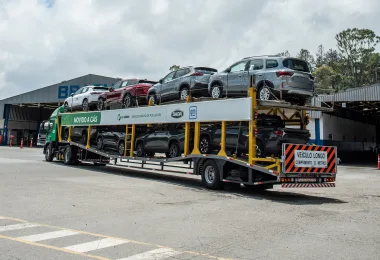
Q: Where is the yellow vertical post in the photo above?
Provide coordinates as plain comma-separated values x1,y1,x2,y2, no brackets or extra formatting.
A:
67,126,72,142
217,121,227,157
124,125,129,156
86,126,91,149
248,75,257,165
56,116,62,142
301,110,307,129
129,124,135,157
184,122,190,156
191,122,201,154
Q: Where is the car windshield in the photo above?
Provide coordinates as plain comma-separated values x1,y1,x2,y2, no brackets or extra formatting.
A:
282,59,310,73
194,67,218,74
93,87,109,92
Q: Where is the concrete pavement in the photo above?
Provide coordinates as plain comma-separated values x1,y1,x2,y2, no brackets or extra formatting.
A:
0,146,379,260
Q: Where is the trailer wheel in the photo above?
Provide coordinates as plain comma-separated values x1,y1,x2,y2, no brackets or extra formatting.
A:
63,145,73,165
201,160,223,190
45,143,54,162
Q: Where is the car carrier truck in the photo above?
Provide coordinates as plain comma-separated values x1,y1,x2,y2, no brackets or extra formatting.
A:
39,76,337,190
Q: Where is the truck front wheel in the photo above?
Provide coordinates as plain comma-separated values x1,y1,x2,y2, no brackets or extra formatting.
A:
201,160,223,190
45,143,54,162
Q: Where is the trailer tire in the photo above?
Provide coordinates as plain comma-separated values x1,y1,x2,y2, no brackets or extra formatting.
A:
201,160,223,190
45,143,54,162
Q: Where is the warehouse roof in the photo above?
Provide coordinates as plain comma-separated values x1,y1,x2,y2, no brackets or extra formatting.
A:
318,84,380,102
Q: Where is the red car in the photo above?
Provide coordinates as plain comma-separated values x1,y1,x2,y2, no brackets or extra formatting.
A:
97,79,157,110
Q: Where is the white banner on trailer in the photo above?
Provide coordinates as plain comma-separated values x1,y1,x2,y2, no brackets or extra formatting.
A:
61,98,252,126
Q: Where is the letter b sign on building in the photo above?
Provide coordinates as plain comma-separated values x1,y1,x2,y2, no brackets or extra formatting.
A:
58,85,80,99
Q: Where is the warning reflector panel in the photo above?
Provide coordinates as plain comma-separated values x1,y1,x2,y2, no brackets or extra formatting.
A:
282,143,337,174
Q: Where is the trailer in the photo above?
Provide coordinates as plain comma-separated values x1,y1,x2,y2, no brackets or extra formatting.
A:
42,76,337,190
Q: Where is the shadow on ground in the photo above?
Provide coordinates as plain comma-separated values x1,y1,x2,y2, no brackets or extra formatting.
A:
51,161,347,206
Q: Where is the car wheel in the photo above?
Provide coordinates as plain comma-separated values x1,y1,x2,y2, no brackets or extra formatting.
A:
148,94,157,105
201,160,223,189
64,102,69,113
63,129,69,141
45,143,54,162
166,141,180,158
63,145,73,165
258,84,273,101
97,98,105,111
118,141,125,156
199,136,211,154
81,132,87,145
136,142,145,157
82,99,89,111
256,140,265,158
179,87,189,100
97,136,103,150
123,93,133,108
211,84,222,99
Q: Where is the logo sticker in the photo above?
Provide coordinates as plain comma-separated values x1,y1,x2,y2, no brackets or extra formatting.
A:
117,114,130,121
189,106,197,119
171,109,184,118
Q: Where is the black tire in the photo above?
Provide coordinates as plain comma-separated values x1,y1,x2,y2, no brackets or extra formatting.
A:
258,83,274,101
256,140,265,158
81,132,87,145
64,102,69,113
201,160,223,190
118,141,125,156
97,98,105,111
82,99,89,111
166,141,180,158
123,93,133,108
179,87,189,100
63,145,73,165
136,141,145,157
148,94,157,105
63,129,69,141
45,143,54,162
199,135,211,154
96,136,103,150
210,83,222,99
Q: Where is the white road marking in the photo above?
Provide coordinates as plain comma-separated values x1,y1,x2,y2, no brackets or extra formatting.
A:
64,237,128,253
0,223,40,232
18,230,79,242
117,248,182,260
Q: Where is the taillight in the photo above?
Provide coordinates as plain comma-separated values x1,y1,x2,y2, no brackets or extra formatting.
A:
276,71,294,77
274,130,283,136
254,129,258,136
191,72,203,76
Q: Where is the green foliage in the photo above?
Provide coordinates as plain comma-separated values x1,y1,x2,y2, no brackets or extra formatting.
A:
169,65,180,71
277,50,290,57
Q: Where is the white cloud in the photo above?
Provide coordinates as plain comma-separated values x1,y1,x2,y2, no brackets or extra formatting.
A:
0,0,379,99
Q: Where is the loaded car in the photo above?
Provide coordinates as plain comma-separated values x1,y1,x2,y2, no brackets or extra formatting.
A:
95,126,129,156
208,55,314,105
200,114,310,157
63,85,109,112
97,79,157,110
62,126,99,145
146,66,217,105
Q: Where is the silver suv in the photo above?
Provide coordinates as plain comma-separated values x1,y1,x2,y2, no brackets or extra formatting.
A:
208,56,315,105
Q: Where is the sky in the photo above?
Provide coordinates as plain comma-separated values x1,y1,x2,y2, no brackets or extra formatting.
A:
0,0,380,99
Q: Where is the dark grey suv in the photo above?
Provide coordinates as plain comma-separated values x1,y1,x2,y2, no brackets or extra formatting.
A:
208,56,315,105
147,66,217,105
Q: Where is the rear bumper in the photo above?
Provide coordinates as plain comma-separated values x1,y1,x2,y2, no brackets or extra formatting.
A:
279,86,314,97
281,183,335,188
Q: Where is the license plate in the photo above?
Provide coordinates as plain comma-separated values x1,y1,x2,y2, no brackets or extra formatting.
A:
296,178,317,183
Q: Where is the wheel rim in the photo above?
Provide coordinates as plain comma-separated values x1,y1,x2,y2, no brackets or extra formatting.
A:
97,138,102,149
169,144,178,157
211,87,220,98
83,100,88,111
259,87,270,100
46,147,50,158
256,144,262,157
204,165,215,184
180,89,188,100
200,138,209,153
124,95,131,107
119,143,124,155
97,99,104,110
137,144,143,156
64,147,70,163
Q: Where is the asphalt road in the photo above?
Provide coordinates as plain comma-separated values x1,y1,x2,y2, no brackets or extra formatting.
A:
0,146,379,260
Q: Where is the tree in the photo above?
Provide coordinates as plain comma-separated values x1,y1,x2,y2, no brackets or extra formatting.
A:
315,44,325,68
313,65,343,94
169,65,180,71
297,49,315,69
335,28,380,88
277,50,290,57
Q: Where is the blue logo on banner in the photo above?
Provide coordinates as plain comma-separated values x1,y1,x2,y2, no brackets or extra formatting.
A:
189,106,197,119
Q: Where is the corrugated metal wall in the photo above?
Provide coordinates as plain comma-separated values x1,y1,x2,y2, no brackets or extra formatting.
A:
319,84,380,102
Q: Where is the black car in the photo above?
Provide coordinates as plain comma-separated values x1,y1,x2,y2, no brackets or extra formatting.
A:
62,126,98,145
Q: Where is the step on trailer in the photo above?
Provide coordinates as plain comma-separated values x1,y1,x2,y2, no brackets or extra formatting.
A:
46,76,338,190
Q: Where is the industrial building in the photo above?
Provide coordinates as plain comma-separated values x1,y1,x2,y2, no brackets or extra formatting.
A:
0,74,119,146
